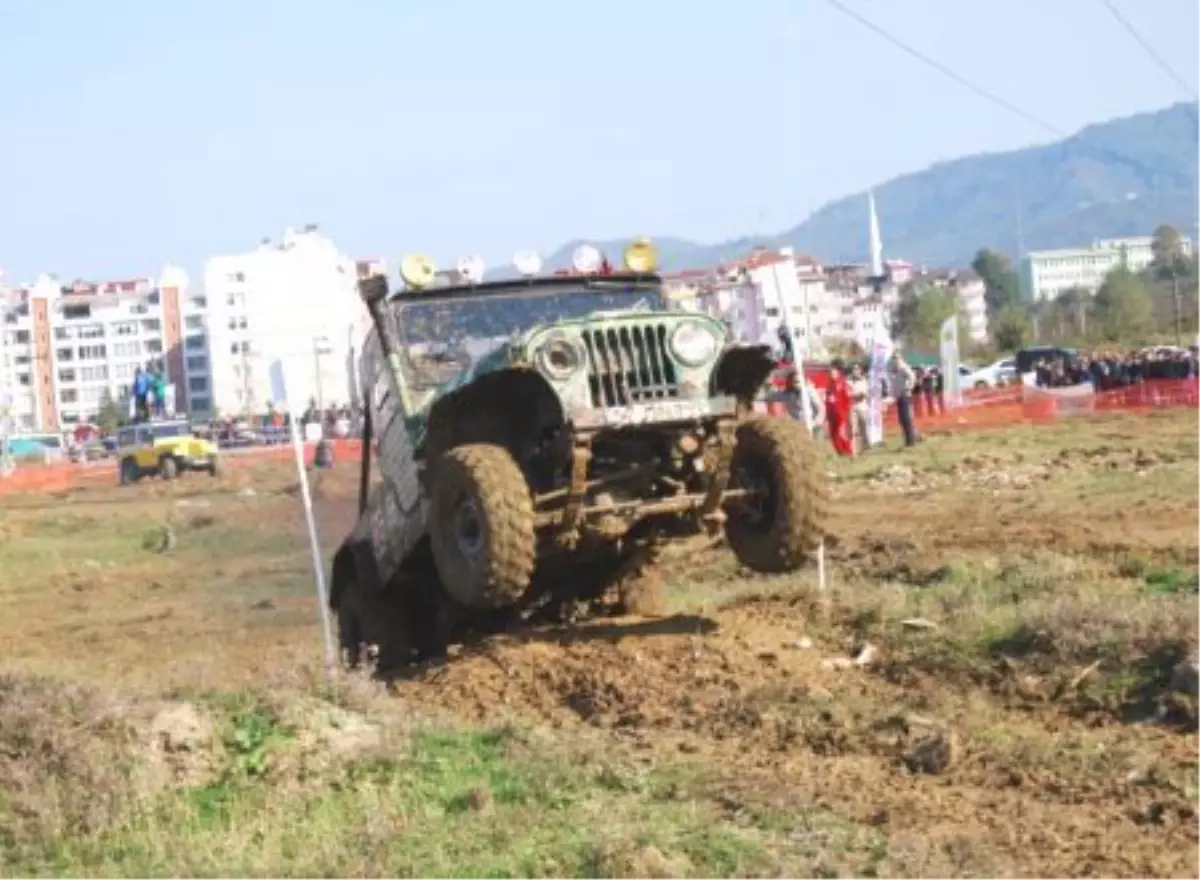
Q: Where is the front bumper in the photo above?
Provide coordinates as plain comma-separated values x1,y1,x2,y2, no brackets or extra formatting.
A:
181,455,218,470
570,394,737,430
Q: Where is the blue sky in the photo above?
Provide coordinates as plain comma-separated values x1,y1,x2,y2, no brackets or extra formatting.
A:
0,0,1196,284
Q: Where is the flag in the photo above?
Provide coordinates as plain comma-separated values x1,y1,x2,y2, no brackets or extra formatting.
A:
939,316,962,409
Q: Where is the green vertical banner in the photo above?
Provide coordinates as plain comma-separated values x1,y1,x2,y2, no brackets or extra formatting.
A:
939,316,962,408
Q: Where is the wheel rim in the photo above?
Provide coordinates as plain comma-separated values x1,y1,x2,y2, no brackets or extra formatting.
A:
451,496,485,561
730,457,776,531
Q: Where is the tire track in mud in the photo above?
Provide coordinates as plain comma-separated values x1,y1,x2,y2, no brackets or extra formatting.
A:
388,592,1197,878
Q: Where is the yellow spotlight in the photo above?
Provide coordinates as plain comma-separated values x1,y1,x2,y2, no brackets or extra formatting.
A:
623,237,658,274
399,254,437,290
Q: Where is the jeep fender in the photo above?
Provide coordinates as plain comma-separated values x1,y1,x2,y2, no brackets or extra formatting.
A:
712,344,776,405
423,368,565,460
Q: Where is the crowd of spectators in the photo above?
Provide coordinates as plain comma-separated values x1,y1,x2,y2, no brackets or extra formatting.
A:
1034,346,1198,389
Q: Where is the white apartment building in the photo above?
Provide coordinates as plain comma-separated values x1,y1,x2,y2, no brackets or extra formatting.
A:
1022,235,1194,302
203,226,362,418
0,268,211,433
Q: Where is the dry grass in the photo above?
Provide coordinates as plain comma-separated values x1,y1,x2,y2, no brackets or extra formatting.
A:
0,409,1196,877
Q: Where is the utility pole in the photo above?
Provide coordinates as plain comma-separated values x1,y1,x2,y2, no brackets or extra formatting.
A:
1172,273,1182,346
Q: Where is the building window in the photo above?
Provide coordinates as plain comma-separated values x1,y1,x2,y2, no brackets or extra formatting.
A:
56,348,74,362
230,341,250,355
147,290,160,305
188,376,209,394
79,365,108,382
188,295,207,310
145,339,163,355
185,315,205,331
114,363,136,380
62,304,91,320
111,321,137,336
190,395,211,412
15,329,30,344
59,389,78,404
141,319,161,334
185,335,206,351
112,341,141,358
17,373,30,386
58,368,77,383
78,324,105,339
186,355,208,372
78,344,107,360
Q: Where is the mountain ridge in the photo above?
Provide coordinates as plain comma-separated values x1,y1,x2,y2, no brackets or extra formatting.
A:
543,101,1199,273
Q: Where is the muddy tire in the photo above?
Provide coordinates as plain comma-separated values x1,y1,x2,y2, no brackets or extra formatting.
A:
428,443,536,610
119,458,138,485
724,415,829,573
336,577,416,672
160,455,179,480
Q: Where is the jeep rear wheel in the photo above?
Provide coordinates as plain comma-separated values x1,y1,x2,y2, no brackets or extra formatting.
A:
429,443,535,610
724,415,830,573
119,458,139,485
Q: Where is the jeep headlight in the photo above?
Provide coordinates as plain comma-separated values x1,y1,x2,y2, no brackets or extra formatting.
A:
536,336,585,381
670,320,718,366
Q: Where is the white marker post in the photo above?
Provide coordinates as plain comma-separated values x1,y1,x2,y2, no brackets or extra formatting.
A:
792,351,827,592
269,358,337,677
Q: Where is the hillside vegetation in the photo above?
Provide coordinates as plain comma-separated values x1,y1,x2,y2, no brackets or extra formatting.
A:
546,101,1199,271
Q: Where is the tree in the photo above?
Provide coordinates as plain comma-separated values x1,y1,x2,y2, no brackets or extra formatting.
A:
1150,224,1191,278
1048,286,1093,342
891,282,960,351
1094,266,1153,343
991,304,1032,352
95,390,126,433
971,248,1023,314
1146,224,1197,344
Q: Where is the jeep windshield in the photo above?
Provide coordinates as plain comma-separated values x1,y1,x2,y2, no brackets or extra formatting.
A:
394,284,665,392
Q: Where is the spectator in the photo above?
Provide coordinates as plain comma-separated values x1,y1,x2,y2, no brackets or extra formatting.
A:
825,360,854,457
887,348,918,448
848,364,870,453
132,367,150,422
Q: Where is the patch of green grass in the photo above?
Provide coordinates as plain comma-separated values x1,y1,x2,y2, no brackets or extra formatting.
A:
1141,568,1200,596
10,718,814,879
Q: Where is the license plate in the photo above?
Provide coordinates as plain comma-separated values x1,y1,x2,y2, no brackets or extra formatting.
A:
576,395,736,428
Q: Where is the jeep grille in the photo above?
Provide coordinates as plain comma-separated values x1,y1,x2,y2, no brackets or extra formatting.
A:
582,324,681,407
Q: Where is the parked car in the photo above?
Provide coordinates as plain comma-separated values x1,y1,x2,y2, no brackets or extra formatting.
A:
965,357,1017,388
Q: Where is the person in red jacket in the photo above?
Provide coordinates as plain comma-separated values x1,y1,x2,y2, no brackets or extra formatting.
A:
825,360,854,457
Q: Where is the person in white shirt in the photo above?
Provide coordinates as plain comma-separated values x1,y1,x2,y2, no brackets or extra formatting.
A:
887,349,918,447
848,364,870,452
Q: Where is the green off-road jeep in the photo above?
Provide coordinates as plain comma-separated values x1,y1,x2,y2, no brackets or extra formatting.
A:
330,242,831,668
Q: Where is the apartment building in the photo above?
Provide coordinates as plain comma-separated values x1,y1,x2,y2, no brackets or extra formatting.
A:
203,225,362,417
1022,235,1194,302
0,267,211,433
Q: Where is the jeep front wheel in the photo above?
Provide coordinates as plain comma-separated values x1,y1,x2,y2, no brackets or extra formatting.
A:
160,455,179,480
428,444,536,610
724,415,830,573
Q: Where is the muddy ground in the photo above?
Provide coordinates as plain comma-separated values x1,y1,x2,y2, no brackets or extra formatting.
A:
2,409,1197,877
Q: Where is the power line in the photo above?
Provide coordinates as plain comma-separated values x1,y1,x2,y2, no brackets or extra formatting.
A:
824,0,1196,170
1100,0,1197,99
823,0,1066,139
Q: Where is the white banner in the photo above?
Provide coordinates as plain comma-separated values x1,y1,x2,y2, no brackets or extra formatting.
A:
939,316,962,408
867,340,887,445
1023,382,1097,417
